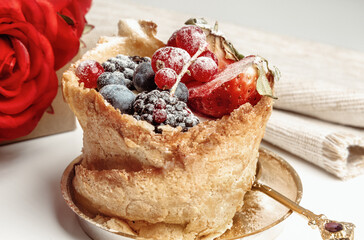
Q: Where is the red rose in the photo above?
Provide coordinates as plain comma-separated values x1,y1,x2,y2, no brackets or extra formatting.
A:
39,0,92,69
0,18,58,141
0,0,91,141
1,0,92,70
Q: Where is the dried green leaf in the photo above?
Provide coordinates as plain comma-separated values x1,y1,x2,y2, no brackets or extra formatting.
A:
185,18,244,61
83,24,94,35
185,18,208,25
255,58,277,99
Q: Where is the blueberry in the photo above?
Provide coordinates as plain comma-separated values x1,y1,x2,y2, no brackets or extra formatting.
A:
174,82,189,103
99,85,135,113
97,72,126,90
133,62,157,92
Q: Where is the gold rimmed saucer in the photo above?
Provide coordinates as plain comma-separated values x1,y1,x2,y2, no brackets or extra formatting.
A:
61,148,302,240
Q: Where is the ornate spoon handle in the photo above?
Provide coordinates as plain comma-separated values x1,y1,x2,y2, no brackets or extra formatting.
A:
252,181,355,240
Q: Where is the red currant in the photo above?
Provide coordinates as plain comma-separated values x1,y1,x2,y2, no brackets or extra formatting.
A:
151,47,190,74
200,50,218,65
190,57,218,82
75,60,104,88
155,68,177,90
167,30,177,47
175,25,207,56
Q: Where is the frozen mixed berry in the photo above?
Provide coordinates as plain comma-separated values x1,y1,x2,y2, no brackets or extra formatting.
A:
153,109,167,123
101,54,151,91
76,60,104,88
200,50,219,65
188,56,265,118
133,62,157,92
97,71,126,90
102,55,136,72
190,57,218,82
132,90,199,132
129,56,151,64
151,47,190,74
174,82,189,103
99,85,135,113
166,30,177,47
155,68,177,90
175,25,207,56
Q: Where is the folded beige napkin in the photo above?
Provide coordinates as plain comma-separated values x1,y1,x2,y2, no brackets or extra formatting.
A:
274,79,364,128
264,110,364,180
263,45,364,179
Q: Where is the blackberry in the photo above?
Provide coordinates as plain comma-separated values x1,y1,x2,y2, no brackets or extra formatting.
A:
132,90,199,132
129,56,151,64
102,56,134,72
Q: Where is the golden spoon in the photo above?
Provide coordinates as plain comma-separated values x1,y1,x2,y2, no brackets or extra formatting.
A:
252,161,355,240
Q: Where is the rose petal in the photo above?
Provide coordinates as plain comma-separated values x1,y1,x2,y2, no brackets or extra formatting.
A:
0,18,58,140
0,23,32,97
0,81,37,114
0,36,15,78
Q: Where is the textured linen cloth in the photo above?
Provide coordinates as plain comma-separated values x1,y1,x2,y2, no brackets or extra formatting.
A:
265,52,364,179
274,79,364,128
83,0,364,179
264,110,364,180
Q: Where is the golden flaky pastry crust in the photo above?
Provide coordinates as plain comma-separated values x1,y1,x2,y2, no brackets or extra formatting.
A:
62,19,273,240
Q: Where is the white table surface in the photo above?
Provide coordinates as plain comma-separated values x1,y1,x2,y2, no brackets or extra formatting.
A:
1,0,363,239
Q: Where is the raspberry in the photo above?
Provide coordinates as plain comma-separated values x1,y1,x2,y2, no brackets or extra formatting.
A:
76,60,104,88
175,25,207,56
190,57,218,82
155,68,177,90
151,47,190,74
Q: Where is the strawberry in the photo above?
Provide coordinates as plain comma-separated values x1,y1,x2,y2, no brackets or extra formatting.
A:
188,56,274,118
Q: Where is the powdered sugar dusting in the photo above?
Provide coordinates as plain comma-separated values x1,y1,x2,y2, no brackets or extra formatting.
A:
152,47,191,74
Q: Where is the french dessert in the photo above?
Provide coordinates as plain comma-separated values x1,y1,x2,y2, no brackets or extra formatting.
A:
62,18,277,240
